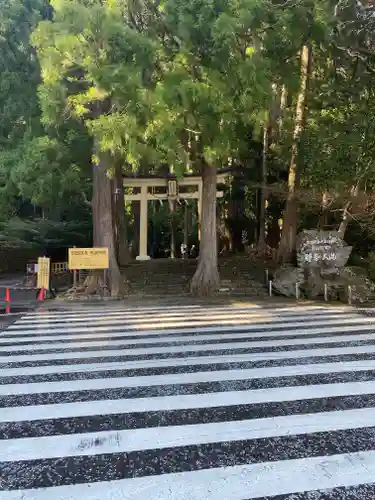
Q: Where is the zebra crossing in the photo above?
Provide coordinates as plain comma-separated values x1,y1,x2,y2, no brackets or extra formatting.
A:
1,303,375,499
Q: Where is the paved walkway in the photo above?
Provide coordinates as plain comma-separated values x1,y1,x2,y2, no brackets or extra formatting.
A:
1,303,375,499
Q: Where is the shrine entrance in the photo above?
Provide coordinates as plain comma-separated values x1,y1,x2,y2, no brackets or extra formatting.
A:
123,174,226,260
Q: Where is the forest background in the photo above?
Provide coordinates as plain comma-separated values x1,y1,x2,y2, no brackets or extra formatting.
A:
1,0,375,296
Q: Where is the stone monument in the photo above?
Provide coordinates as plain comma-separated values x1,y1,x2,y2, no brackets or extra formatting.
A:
273,229,375,302
297,230,352,271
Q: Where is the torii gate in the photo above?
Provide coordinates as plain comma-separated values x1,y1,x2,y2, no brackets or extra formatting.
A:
123,174,227,260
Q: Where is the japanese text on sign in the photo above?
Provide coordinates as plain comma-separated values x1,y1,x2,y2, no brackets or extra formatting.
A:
68,248,109,270
37,257,50,290
303,252,337,263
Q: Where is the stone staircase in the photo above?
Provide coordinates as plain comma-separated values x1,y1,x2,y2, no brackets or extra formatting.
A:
121,257,267,297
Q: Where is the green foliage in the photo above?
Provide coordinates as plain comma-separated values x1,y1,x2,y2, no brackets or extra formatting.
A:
33,0,274,174
1,0,375,261
0,217,91,250
0,0,92,229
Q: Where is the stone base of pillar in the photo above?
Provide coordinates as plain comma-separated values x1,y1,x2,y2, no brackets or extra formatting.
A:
136,255,151,261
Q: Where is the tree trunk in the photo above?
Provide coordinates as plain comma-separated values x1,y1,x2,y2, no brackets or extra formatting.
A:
337,182,360,239
276,85,288,138
114,163,131,266
92,157,100,247
258,84,286,250
258,123,269,248
190,163,220,296
278,45,312,263
91,148,127,297
317,191,329,229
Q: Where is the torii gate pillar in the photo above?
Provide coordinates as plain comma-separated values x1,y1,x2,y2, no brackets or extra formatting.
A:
123,175,226,260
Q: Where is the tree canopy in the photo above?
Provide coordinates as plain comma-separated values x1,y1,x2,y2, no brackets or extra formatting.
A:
1,0,375,295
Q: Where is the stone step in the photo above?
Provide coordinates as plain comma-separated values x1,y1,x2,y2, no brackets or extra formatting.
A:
121,257,266,297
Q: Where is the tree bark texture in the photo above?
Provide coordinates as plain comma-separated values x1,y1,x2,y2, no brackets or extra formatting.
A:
114,163,131,266
258,123,269,249
337,182,360,239
91,147,126,297
317,191,330,229
258,84,286,249
190,163,220,296
278,45,312,263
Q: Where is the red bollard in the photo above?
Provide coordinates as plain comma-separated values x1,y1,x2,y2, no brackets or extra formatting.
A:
5,288,11,303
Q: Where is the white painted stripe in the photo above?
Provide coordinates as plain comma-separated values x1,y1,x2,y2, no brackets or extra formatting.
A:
12,310,277,326
3,406,375,462
11,316,280,331
9,312,361,330
3,357,375,395
4,332,375,364
10,311,348,329
2,451,375,500
1,357,375,383
5,317,303,333
2,379,375,423
21,305,258,321
26,305,205,316
3,318,371,344
0,332,375,362
14,307,353,325
0,320,365,345
23,303,347,318
5,316,375,336
2,344,375,377
14,304,309,317
2,327,374,353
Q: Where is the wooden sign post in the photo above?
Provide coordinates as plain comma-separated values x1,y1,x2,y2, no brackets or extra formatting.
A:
68,248,109,292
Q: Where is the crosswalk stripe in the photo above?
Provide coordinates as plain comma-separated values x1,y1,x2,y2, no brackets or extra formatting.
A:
0,359,375,384
3,344,375,374
3,406,375,462
2,303,375,498
22,304,349,318
0,323,366,347
3,330,375,356
5,315,375,335
7,313,364,331
3,346,375,378
2,378,375,422
0,315,366,343
4,337,375,365
12,308,354,326
2,450,375,499
2,358,375,394
25,304,203,316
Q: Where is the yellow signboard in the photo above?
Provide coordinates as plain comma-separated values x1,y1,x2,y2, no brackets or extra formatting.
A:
37,257,50,290
68,248,109,270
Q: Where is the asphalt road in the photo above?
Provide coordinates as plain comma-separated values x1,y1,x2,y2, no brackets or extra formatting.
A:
2,302,375,499
0,274,40,328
